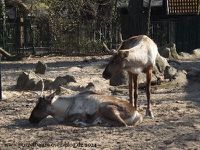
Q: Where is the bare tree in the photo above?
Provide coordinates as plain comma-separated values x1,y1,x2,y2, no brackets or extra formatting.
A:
0,0,6,49
147,0,152,36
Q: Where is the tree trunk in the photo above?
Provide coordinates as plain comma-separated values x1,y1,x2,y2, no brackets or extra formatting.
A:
0,0,6,49
147,0,152,36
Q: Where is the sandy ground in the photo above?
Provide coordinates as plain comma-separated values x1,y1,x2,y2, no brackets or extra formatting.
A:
0,55,200,150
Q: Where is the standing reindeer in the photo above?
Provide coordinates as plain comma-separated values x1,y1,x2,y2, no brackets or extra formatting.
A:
102,35,158,118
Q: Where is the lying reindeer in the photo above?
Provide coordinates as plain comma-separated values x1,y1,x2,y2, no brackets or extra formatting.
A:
102,35,158,118
29,90,143,127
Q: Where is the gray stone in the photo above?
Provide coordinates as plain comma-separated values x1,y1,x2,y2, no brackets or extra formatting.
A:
164,66,178,80
16,71,53,90
172,70,188,86
35,79,54,90
192,49,200,57
16,72,41,90
35,61,47,74
179,52,192,59
52,74,76,89
170,43,179,59
159,47,170,58
159,43,179,59
110,71,128,86
155,54,170,73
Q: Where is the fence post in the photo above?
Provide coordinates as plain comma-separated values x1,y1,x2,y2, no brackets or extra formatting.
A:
0,55,2,100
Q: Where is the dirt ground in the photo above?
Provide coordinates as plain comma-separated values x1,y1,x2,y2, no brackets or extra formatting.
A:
0,55,200,150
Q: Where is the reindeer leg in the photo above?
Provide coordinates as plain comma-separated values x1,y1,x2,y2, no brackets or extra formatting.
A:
145,67,154,118
128,72,133,105
99,104,128,127
133,74,138,110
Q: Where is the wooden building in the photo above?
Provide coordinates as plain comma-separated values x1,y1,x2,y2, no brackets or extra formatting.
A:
119,0,200,52
0,1,50,54
0,0,33,53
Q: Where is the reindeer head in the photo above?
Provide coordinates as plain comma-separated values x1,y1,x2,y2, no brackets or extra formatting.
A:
102,34,130,79
102,51,129,79
29,74,57,124
29,96,51,124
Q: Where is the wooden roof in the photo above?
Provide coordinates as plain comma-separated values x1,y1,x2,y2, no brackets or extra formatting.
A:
167,0,200,15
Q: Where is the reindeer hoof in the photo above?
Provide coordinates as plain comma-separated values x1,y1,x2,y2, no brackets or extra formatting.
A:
145,109,154,119
132,111,143,125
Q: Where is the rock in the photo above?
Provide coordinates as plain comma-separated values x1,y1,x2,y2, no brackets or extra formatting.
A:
159,47,171,58
66,81,108,93
158,70,187,89
192,49,200,58
179,52,193,59
110,71,128,86
169,43,179,59
52,74,76,89
55,86,76,95
155,54,170,73
35,61,47,74
16,72,41,90
138,73,158,87
35,78,54,90
16,71,53,90
172,70,188,86
164,66,178,80
159,43,179,59
107,54,169,86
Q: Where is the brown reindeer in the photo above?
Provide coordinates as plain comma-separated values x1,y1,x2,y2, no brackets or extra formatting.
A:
29,90,143,127
102,35,158,118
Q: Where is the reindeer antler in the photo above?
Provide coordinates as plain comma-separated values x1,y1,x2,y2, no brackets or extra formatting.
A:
103,42,111,52
119,32,123,43
34,73,44,97
102,42,117,54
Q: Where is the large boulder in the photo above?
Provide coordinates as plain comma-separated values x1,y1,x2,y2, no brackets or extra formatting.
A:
16,72,41,90
16,71,53,90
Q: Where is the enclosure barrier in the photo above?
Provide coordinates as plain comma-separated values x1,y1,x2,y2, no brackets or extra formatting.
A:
0,55,2,100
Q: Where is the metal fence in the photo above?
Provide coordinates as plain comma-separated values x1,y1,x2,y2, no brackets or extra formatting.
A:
51,21,121,55
0,18,121,56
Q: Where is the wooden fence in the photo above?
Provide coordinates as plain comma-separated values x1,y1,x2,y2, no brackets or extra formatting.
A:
152,16,200,52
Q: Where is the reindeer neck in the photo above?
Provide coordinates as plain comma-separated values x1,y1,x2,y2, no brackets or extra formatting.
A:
50,95,75,116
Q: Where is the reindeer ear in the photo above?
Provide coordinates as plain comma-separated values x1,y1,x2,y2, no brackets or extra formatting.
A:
119,51,129,59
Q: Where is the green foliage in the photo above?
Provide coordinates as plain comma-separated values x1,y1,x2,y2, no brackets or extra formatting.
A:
23,0,120,53
0,0,6,20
